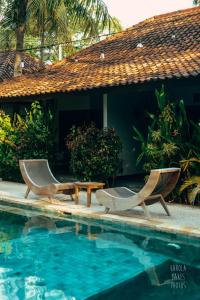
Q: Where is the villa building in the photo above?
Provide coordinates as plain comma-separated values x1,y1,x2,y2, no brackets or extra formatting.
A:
0,6,199,174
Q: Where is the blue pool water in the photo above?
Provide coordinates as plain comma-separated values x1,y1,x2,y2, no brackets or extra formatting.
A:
0,210,199,300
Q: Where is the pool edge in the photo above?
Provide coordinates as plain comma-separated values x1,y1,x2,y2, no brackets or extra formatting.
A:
0,195,199,241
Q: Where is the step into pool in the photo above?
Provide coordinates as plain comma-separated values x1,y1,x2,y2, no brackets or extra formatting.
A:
0,209,199,300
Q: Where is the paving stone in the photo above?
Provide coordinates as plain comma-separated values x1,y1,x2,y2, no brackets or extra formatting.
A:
0,181,200,239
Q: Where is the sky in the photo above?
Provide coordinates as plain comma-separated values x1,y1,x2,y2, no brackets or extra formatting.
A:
104,0,194,28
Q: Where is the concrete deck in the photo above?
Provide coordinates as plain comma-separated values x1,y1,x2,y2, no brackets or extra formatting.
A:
0,181,200,239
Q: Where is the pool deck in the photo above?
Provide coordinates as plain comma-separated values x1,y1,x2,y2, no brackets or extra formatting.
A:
0,181,200,239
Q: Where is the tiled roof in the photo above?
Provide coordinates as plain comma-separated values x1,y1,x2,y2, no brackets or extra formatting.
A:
0,6,199,99
0,52,45,82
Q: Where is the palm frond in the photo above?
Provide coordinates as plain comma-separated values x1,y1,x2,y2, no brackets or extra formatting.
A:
188,185,200,204
180,157,200,172
155,85,166,111
179,176,200,193
179,99,190,139
193,0,200,5
132,126,145,143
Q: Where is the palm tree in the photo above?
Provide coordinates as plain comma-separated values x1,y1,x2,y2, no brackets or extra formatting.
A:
0,0,28,76
193,0,200,5
0,0,118,74
28,2,121,61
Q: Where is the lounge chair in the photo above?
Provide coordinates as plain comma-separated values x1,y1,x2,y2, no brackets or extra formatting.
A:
19,159,75,200
96,168,180,218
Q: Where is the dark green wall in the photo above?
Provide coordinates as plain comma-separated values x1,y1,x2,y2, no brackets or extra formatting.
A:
107,78,200,175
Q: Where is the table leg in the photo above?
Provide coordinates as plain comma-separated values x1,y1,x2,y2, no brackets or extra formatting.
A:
87,188,91,207
75,186,80,204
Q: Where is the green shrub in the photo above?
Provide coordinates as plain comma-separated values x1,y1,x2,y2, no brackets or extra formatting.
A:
179,157,200,205
133,86,200,172
66,124,122,184
133,86,200,204
0,101,54,181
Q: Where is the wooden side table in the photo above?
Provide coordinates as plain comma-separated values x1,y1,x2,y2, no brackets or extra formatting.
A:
74,182,105,207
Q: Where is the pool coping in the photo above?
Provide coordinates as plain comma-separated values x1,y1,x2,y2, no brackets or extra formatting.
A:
0,193,200,241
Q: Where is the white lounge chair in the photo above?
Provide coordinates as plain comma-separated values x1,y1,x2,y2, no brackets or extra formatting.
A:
96,168,180,218
19,159,75,200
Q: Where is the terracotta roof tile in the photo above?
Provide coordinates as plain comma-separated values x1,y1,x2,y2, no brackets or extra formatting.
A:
0,52,44,82
0,6,200,99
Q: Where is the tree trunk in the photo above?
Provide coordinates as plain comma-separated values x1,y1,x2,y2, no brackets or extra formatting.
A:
40,29,45,62
14,25,26,77
14,0,28,77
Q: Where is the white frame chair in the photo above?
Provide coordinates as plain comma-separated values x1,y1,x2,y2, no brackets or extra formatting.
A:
96,168,181,218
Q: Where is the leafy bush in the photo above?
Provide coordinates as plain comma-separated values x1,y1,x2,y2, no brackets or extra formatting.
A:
0,101,54,181
133,86,200,204
179,158,200,205
66,124,122,184
133,86,200,172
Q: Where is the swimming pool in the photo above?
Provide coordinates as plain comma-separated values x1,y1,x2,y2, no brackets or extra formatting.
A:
0,209,199,300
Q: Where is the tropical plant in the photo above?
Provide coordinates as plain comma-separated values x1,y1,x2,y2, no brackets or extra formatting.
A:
133,86,199,173
179,158,200,205
66,124,122,184
133,86,200,204
0,101,54,181
193,0,200,5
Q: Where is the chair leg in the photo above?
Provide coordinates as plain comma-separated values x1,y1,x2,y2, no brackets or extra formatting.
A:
48,196,52,202
159,195,170,216
146,267,161,286
104,207,110,213
25,187,30,199
141,202,151,219
75,186,80,205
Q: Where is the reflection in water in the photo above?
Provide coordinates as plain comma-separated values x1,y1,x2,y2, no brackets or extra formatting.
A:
96,232,170,286
23,216,103,240
1,216,81,299
0,211,199,300
23,216,72,235
0,232,12,256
